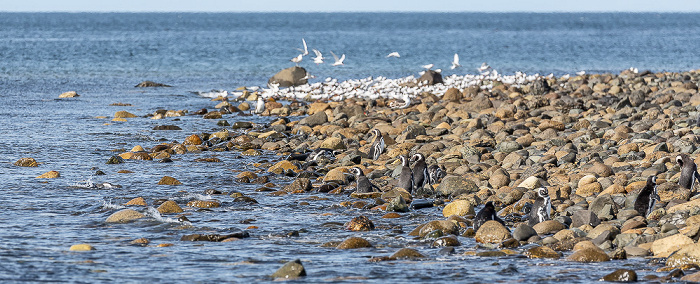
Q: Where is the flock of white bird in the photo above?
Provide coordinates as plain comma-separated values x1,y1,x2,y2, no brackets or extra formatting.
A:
197,38,611,107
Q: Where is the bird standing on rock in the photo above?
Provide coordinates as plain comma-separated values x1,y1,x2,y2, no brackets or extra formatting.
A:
473,201,505,232
367,129,385,160
397,155,414,193
634,176,659,218
254,96,265,114
677,153,700,190
427,165,445,185
528,187,551,226
350,167,380,193
410,153,429,191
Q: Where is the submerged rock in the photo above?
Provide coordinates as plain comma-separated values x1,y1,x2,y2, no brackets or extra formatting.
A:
600,269,637,282
336,237,372,249
271,259,306,279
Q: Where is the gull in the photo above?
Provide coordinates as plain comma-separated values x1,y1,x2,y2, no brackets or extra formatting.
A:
389,94,411,109
422,64,433,70
434,69,442,73
295,38,309,56
386,52,400,58
450,53,461,69
254,96,265,114
629,67,639,74
290,54,303,65
576,70,586,76
330,51,345,66
478,62,491,73
312,49,324,64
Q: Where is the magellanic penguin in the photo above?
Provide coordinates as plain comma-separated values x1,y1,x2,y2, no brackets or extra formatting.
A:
397,155,414,193
350,167,380,193
254,96,265,114
528,187,551,227
677,154,700,190
473,201,506,232
427,164,445,185
367,129,385,160
634,176,659,218
410,153,429,190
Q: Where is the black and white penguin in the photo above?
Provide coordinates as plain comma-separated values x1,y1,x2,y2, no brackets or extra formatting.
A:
397,155,414,193
677,154,700,190
634,176,659,218
350,167,380,193
528,187,551,226
367,129,385,160
473,201,506,232
410,153,429,190
427,164,445,185
254,96,265,114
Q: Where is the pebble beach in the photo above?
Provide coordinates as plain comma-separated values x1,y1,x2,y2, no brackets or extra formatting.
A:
16,68,700,282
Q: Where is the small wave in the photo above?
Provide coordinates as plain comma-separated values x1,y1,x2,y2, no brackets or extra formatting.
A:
101,200,125,210
144,207,181,224
176,193,212,201
193,89,228,98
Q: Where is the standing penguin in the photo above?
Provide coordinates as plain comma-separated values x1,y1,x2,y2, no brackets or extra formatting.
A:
367,129,385,160
410,153,429,190
473,201,506,232
528,187,551,226
634,176,659,218
427,164,445,185
350,167,380,193
397,155,414,193
254,96,265,114
677,154,700,190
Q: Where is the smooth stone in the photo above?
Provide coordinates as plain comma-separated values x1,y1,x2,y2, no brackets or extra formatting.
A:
513,223,537,241
532,220,566,235
186,200,221,208
337,237,372,249
106,209,145,223
652,233,695,258
601,269,637,282
271,259,306,279
157,176,182,185
567,247,611,262
125,197,147,206
571,210,601,228
432,236,461,247
414,220,460,237
58,91,79,98
391,248,425,259
475,220,512,244
69,244,95,251
524,246,560,259
114,110,137,118
36,170,60,178
442,199,475,217
157,200,183,214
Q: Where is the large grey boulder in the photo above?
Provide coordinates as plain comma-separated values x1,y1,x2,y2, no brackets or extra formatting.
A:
268,66,308,87
418,70,443,85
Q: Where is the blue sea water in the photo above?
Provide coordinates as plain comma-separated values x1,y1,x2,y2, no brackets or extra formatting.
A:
0,12,698,282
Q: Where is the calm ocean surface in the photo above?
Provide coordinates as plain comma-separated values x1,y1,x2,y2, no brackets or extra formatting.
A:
0,12,699,282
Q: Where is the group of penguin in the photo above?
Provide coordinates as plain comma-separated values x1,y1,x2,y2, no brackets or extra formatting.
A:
351,129,445,195
474,153,700,232
290,128,700,233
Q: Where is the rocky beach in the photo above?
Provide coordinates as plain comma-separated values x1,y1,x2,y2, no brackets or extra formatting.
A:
17,68,700,282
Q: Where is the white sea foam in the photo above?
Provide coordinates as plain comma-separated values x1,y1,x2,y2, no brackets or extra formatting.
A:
144,207,181,224
101,200,125,210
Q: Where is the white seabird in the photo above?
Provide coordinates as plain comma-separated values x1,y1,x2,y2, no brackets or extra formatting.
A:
295,38,309,56
422,63,434,70
386,52,400,58
254,96,265,114
312,49,324,64
330,51,345,66
290,54,303,65
450,53,461,70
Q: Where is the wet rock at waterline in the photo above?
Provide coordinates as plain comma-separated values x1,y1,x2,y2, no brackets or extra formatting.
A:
105,209,145,223
271,259,306,279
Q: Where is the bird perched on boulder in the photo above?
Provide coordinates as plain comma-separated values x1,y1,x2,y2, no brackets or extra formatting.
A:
367,129,385,160
677,153,700,190
528,187,551,226
634,176,659,218
397,155,414,193
410,153,429,191
350,167,380,193
473,201,506,232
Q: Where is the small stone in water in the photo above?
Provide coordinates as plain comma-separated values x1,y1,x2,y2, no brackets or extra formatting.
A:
271,259,306,279
600,269,637,282
69,244,95,251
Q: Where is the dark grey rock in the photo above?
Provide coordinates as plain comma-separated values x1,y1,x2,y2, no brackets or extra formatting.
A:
571,210,601,228
513,223,538,241
268,66,308,87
